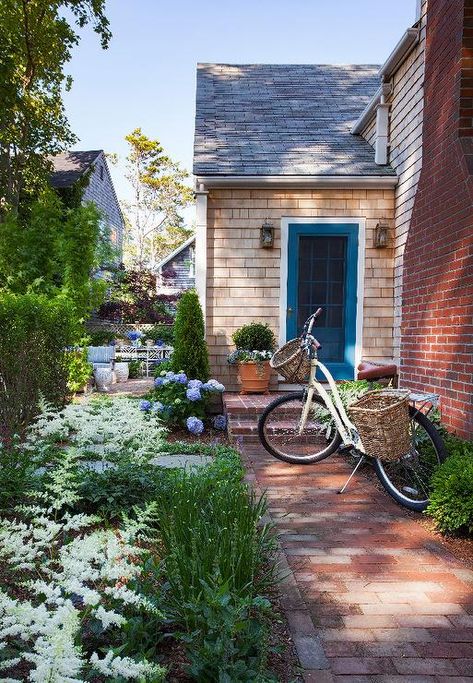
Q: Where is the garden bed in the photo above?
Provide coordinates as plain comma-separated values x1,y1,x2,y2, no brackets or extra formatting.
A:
0,395,293,682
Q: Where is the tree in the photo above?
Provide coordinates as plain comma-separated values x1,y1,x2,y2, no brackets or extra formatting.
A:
172,290,210,381
0,189,111,321
121,128,194,270
0,0,111,215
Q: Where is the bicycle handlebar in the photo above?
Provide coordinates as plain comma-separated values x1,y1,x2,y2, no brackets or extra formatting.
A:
301,308,323,353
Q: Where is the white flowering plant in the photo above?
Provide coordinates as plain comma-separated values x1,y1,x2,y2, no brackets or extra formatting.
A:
0,450,166,682
28,396,168,464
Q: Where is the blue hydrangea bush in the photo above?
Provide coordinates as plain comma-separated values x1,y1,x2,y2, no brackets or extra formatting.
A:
142,371,225,435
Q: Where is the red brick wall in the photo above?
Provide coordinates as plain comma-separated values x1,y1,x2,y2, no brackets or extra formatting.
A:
401,0,473,438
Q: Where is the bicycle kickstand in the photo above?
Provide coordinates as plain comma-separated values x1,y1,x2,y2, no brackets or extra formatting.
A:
338,455,366,494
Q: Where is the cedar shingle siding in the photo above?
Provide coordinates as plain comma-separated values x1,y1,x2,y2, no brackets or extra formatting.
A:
51,150,124,257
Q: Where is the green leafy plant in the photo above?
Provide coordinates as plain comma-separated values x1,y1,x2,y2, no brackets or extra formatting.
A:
171,289,210,380
86,329,116,346
128,359,143,379
232,323,276,353
0,440,42,509
0,193,110,320
142,324,174,345
180,582,274,682
156,473,274,608
152,359,173,376
0,292,77,442
426,436,473,535
77,463,172,519
66,348,92,393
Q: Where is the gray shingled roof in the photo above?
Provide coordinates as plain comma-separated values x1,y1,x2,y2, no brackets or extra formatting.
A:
50,150,102,188
194,64,395,177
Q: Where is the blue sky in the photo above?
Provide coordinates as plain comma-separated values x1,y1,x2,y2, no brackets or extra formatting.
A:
64,0,416,203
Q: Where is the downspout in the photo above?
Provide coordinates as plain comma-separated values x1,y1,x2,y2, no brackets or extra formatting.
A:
375,83,392,165
194,182,208,323
351,27,420,165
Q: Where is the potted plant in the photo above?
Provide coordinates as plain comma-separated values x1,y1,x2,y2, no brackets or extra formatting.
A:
228,323,276,394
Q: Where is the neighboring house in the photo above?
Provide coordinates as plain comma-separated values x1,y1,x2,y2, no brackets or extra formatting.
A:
193,0,473,438
156,235,195,293
51,150,124,260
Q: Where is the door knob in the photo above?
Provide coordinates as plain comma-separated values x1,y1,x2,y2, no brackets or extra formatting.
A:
287,307,293,317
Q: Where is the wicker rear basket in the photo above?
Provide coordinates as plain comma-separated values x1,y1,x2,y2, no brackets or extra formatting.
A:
270,338,311,383
348,390,411,461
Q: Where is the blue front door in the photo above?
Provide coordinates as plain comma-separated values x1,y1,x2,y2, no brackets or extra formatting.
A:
286,223,359,380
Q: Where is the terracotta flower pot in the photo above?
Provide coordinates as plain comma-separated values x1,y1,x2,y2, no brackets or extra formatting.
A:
238,361,271,394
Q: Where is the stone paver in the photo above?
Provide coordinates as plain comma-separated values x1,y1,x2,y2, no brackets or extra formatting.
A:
225,394,473,682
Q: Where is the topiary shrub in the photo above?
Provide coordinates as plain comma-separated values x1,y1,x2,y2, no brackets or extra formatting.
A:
0,293,77,442
232,322,275,352
171,290,210,380
426,436,473,535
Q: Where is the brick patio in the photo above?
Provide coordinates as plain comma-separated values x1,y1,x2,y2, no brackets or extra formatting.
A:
225,393,473,682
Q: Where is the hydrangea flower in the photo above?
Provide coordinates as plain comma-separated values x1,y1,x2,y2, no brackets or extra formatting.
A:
212,414,227,430
151,401,164,413
126,330,142,342
203,379,225,393
187,379,203,389
174,372,188,384
186,416,204,435
139,400,151,412
186,387,202,402
154,377,164,387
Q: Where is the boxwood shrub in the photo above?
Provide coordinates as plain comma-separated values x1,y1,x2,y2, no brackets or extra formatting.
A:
427,436,473,535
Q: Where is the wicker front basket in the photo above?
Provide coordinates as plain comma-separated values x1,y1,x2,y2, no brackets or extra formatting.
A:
270,338,310,383
348,390,411,461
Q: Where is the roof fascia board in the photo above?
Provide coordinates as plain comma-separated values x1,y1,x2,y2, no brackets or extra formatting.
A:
195,175,398,189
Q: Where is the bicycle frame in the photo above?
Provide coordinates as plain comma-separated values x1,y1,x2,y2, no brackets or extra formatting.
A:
298,312,365,453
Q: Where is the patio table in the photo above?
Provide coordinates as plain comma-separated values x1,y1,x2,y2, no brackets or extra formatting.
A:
115,345,173,377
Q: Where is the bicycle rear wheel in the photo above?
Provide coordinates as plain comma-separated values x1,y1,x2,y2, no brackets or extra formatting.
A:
374,407,446,511
258,391,342,464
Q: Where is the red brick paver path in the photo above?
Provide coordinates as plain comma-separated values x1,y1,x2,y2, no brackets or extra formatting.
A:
226,394,473,682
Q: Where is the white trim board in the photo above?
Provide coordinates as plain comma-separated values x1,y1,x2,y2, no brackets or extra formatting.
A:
278,217,365,386
195,175,398,189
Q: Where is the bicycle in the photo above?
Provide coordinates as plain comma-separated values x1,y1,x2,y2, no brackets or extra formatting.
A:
258,308,446,512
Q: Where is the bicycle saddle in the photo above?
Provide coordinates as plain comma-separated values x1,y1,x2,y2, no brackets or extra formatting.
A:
357,361,398,381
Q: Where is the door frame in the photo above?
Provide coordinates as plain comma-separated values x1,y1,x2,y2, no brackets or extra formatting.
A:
279,217,365,380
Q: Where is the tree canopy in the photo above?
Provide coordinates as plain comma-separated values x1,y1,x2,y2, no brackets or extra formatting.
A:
0,0,111,215
121,128,194,270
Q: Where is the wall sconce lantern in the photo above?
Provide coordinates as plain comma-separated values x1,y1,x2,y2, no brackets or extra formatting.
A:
374,222,389,248
260,219,274,248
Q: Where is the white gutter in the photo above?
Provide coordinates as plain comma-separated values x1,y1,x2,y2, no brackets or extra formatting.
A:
195,174,398,189
351,26,419,136
380,27,419,80
351,87,382,136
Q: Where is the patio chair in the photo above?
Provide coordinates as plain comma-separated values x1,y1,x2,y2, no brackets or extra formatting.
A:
87,346,116,372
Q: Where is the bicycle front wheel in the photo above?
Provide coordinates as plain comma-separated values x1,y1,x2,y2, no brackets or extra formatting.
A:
258,391,342,464
374,407,446,512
